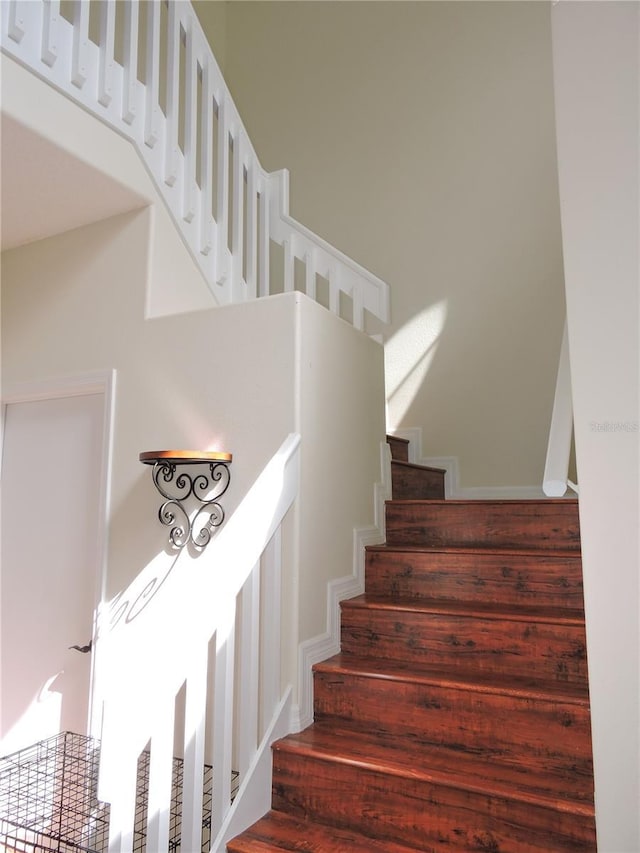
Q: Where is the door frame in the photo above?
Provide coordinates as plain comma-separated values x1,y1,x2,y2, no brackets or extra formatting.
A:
1,369,116,740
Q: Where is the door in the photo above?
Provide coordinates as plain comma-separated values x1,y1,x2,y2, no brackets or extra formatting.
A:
1,390,106,755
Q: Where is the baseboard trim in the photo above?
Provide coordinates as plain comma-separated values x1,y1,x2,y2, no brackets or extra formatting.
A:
290,440,391,732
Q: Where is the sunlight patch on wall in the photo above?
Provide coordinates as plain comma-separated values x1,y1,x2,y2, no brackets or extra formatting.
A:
0,675,63,757
385,300,448,429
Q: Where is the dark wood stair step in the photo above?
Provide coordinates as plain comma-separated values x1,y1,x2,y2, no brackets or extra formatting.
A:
313,653,593,782
340,595,588,685
386,434,410,462
391,459,446,499
226,809,425,852
272,726,596,852
366,544,585,611
386,499,581,550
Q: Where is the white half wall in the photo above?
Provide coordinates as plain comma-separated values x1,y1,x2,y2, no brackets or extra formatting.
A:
552,4,639,850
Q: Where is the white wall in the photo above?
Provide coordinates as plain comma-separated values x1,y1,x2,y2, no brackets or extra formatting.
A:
201,0,566,489
1,211,298,599
552,3,639,850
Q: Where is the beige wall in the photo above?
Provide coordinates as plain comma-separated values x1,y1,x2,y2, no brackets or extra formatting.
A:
1,211,298,598
552,3,639,849
193,0,228,73
198,0,566,488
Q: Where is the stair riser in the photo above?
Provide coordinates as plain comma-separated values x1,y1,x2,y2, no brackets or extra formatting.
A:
391,462,445,499
386,501,581,550
366,549,585,611
387,436,409,462
313,670,593,783
340,607,588,685
272,750,596,852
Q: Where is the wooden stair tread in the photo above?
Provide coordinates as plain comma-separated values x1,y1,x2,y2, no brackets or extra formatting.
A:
227,809,424,853
274,725,595,811
315,652,591,704
342,593,585,626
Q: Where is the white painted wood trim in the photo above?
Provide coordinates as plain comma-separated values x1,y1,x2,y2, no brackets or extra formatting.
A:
289,439,391,732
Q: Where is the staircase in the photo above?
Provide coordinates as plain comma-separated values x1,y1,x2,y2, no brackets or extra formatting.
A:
227,437,596,852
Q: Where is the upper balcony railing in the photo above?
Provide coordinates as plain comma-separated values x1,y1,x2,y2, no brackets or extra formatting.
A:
1,0,390,332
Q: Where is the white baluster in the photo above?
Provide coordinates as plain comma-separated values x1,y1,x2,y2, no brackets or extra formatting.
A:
144,0,161,147
237,565,261,778
200,61,215,255
181,646,208,852
41,0,59,67
98,0,115,107
329,266,340,316
71,0,89,89
107,755,138,853
283,237,294,293
122,1,138,125
211,612,235,835
353,282,364,331
261,530,282,724
164,3,180,187
146,710,175,853
216,96,230,285
232,133,245,297
245,163,258,300
258,185,270,297
183,20,197,223
305,250,316,301
7,0,26,44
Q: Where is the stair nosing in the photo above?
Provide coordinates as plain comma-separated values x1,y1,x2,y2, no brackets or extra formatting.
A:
314,654,591,704
366,543,582,557
341,595,586,626
385,498,579,506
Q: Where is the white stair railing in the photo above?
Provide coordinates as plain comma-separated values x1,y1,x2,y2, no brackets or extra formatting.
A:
96,434,300,852
543,321,576,496
0,0,390,332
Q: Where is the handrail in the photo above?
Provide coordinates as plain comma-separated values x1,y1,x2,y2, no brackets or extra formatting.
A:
543,320,576,496
0,0,390,332
96,433,300,851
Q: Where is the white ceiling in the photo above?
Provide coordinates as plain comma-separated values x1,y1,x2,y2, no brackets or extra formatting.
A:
1,113,147,251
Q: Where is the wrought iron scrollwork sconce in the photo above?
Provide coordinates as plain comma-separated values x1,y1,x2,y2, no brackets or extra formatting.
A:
139,450,232,549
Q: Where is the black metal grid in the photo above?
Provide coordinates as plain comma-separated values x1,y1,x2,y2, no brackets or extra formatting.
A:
0,732,239,853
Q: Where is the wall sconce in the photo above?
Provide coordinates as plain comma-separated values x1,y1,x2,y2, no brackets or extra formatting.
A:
139,450,232,549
